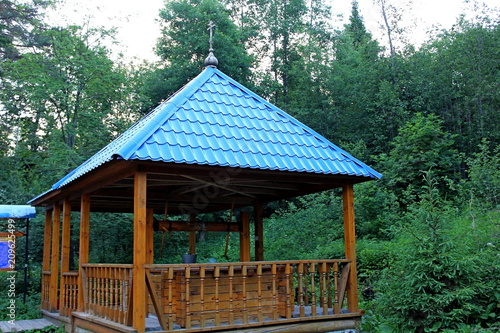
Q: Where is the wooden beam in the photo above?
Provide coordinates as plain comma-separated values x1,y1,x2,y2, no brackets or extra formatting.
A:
154,220,240,233
342,184,359,312
132,172,147,332
189,214,196,254
42,209,52,272
239,211,251,262
49,204,61,312
78,194,90,312
254,200,264,261
61,199,71,273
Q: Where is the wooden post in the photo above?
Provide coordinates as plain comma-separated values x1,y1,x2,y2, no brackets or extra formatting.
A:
146,208,154,264
61,199,71,273
239,211,251,262
342,184,359,312
254,200,264,261
42,209,53,272
189,214,196,254
49,204,61,312
132,171,147,332
78,194,90,312
41,209,53,311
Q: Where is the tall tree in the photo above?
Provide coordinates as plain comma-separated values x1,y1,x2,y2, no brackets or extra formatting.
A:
0,25,130,198
144,0,253,112
0,0,52,63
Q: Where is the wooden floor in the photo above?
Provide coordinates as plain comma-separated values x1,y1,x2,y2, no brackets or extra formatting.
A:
0,318,58,332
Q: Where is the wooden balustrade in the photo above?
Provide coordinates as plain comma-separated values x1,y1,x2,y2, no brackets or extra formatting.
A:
146,259,351,331
60,271,79,317
81,264,133,325
41,271,51,311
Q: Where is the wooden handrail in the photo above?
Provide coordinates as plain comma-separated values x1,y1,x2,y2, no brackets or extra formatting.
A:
145,259,351,270
145,259,353,330
81,263,133,268
79,260,354,331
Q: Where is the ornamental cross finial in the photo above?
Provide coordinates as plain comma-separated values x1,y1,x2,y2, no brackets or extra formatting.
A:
204,21,218,67
207,21,215,50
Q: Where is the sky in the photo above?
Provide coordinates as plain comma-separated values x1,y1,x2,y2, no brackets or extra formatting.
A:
45,0,498,63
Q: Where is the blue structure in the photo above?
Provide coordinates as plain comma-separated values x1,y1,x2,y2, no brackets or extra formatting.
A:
32,66,380,202
0,205,36,219
0,205,35,302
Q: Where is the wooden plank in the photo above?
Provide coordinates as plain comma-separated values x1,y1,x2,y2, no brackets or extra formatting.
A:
132,171,147,332
146,270,167,330
342,184,359,312
78,194,90,312
49,204,61,312
337,263,350,312
42,210,52,272
61,199,71,272
239,211,251,262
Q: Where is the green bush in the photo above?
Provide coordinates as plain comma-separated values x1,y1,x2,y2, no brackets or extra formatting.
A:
370,174,500,332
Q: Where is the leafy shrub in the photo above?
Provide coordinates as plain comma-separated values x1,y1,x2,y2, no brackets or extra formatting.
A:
371,173,500,332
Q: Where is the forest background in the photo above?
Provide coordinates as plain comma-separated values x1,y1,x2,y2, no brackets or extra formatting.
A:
0,0,499,331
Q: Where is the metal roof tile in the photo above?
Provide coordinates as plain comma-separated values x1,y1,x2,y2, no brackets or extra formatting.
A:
33,66,381,199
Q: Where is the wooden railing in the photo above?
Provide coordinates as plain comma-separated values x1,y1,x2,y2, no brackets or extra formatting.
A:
60,271,79,317
145,259,351,331
41,271,51,311
81,264,133,325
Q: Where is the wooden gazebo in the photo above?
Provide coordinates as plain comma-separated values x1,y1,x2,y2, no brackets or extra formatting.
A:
30,56,381,332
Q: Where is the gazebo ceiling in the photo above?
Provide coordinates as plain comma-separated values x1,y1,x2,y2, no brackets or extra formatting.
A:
32,159,372,214
30,66,380,212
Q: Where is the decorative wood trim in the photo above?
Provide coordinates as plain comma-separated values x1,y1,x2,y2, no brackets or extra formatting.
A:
342,184,359,312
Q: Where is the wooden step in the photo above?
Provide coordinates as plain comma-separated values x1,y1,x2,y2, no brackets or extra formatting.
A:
0,318,58,332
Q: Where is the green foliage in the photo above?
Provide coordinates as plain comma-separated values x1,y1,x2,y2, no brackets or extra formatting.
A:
378,113,459,203
371,173,500,332
263,192,344,260
463,139,500,210
0,286,42,321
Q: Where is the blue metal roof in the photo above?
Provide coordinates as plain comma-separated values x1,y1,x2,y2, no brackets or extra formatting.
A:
0,205,36,219
37,66,381,196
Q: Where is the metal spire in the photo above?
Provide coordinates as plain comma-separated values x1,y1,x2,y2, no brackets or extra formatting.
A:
204,21,218,67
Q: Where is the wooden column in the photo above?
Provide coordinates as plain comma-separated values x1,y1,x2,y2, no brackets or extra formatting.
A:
239,211,251,262
342,184,359,312
254,200,264,261
132,171,147,332
60,199,72,273
78,194,90,312
42,209,53,272
41,209,53,311
146,208,154,264
189,214,196,254
49,204,61,312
